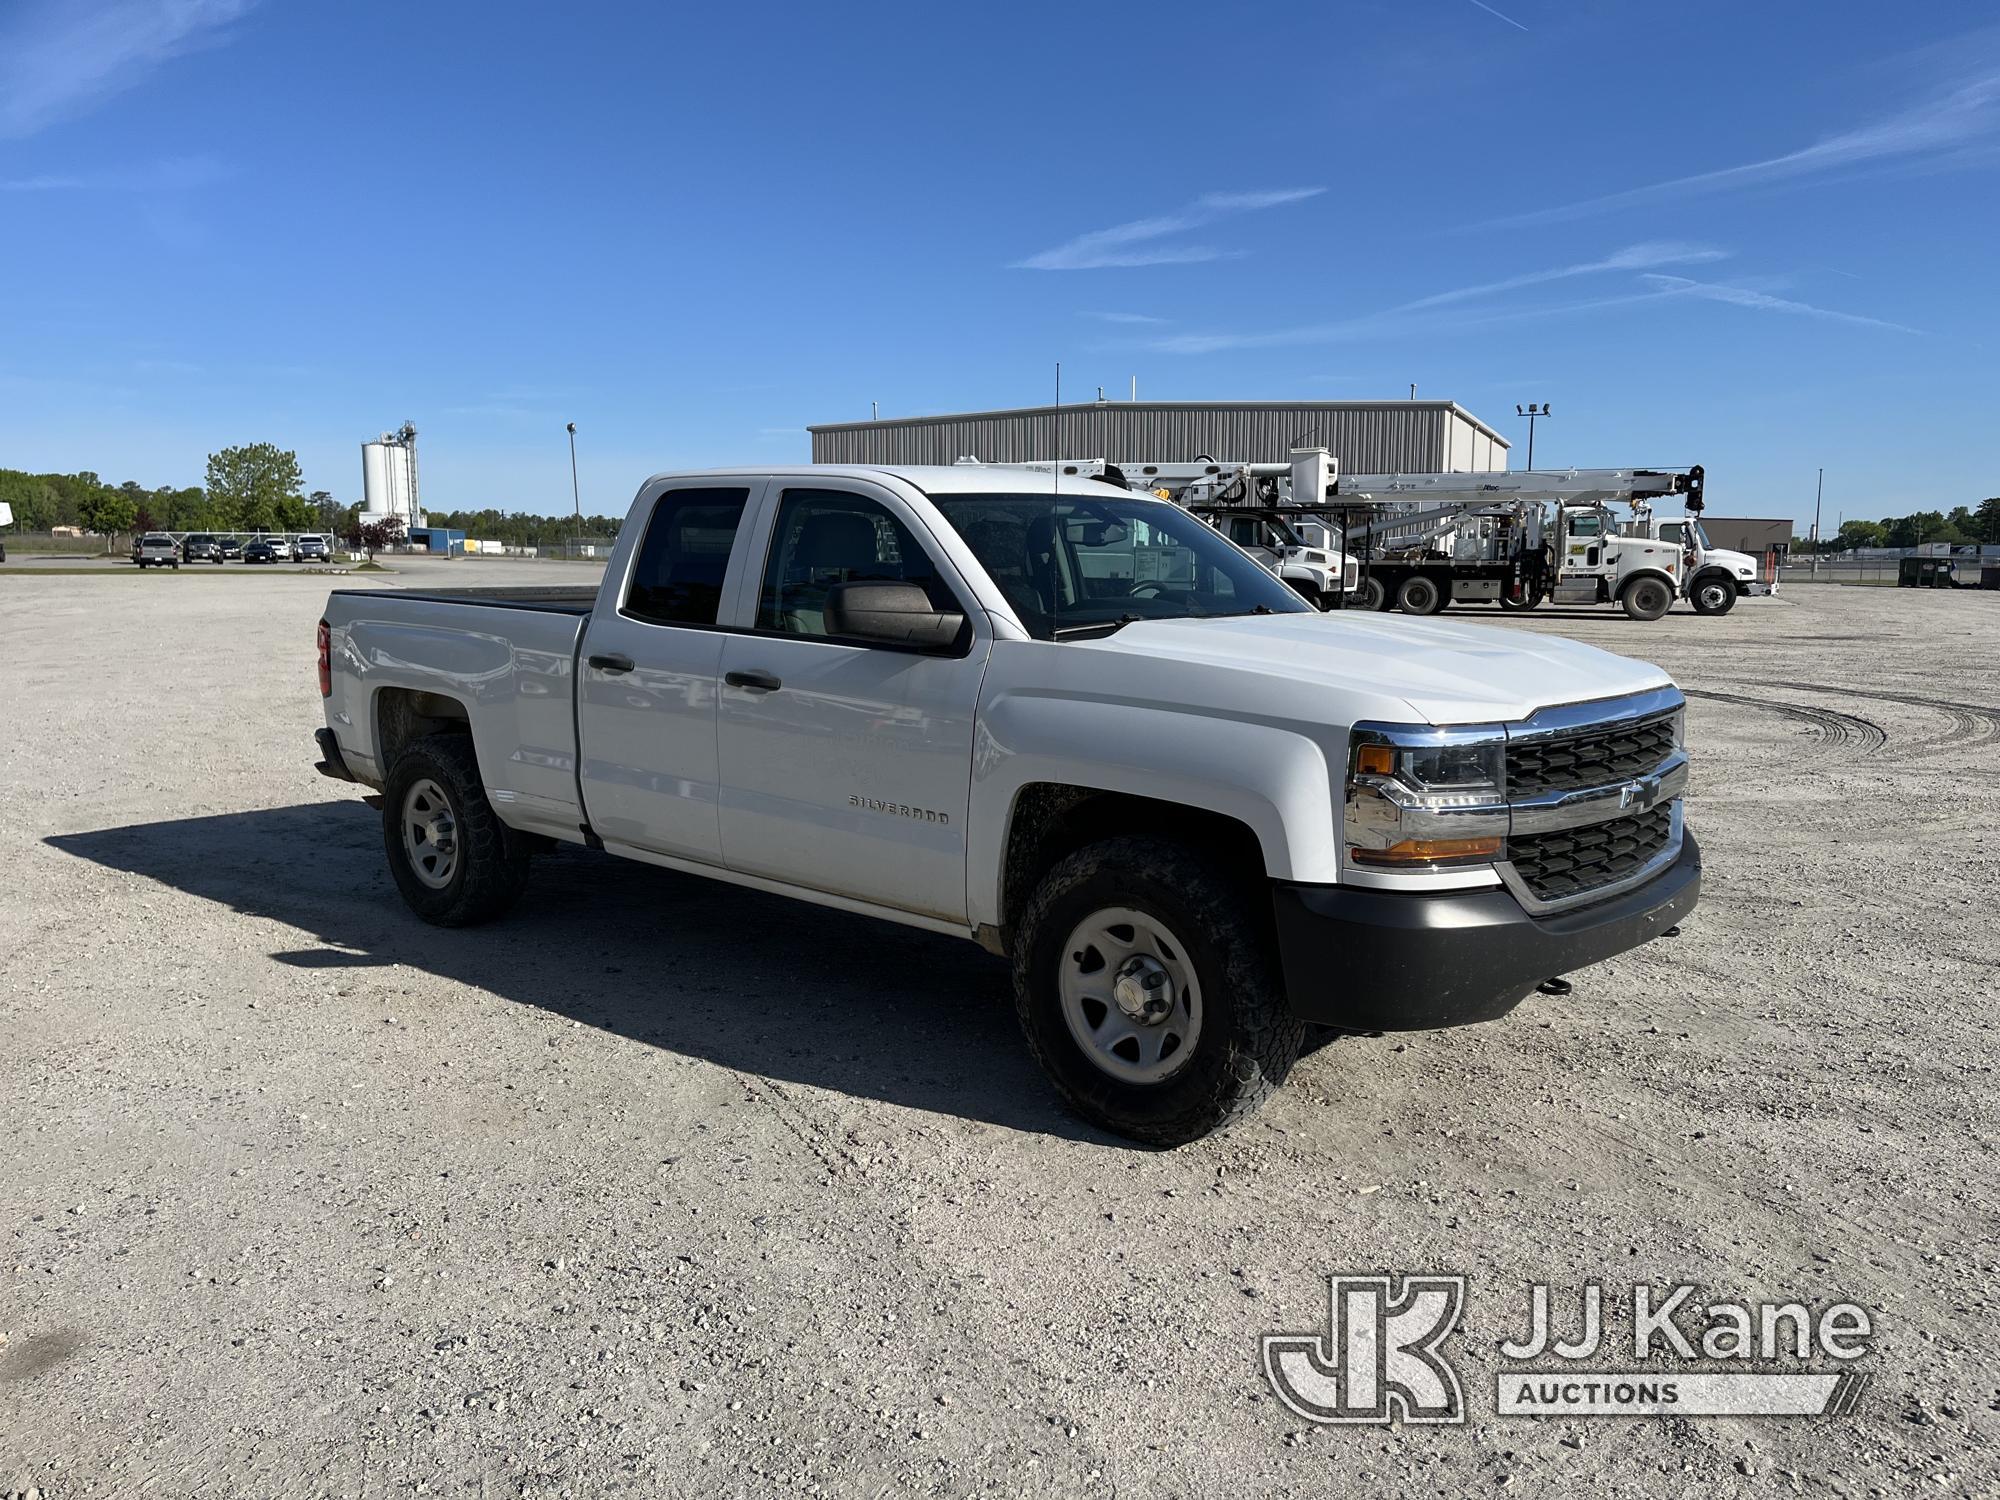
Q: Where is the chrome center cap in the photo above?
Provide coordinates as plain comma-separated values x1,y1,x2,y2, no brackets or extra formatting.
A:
1112,955,1174,1024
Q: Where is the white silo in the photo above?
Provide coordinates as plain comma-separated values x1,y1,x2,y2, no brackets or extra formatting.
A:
358,421,423,528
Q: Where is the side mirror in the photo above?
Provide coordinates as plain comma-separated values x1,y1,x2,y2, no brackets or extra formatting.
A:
825,581,964,650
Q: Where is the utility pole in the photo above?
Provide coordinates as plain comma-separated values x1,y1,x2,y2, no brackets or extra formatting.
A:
566,422,582,561
1515,403,1550,469
1811,467,1824,579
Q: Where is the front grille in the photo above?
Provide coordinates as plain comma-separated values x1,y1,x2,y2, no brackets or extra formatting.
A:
1507,804,1674,904
1506,711,1678,796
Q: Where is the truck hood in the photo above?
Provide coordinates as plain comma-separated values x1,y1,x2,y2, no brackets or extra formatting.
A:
1704,546,1759,580
1073,611,1672,725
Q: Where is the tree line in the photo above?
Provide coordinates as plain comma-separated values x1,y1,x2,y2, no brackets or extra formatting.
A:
1,444,334,537
1804,498,2000,552
1,442,624,549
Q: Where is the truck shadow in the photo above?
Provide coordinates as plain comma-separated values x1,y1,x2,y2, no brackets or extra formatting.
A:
46,804,1121,1145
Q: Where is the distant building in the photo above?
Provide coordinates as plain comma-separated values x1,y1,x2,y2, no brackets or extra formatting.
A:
1700,516,1794,558
809,400,1511,474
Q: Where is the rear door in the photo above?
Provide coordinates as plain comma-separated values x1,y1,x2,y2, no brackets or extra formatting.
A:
575,480,763,863
713,480,988,922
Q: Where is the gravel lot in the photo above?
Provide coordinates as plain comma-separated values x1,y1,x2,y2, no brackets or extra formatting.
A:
2,568,1994,1498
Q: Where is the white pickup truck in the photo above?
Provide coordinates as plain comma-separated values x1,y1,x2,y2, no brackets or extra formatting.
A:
314,464,1699,1144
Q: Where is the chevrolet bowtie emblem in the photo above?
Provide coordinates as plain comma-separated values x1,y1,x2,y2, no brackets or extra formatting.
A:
1619,775,1663,811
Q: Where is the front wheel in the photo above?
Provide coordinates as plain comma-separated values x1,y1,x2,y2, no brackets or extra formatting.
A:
1690,571,1737,615
1499,587,1542,611
381,734,531,926
1620,575,1673,621
1011,836,1305,1146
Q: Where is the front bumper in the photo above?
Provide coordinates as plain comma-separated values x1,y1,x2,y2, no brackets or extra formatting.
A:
1743,579,1779,597
1271,833,1701,1030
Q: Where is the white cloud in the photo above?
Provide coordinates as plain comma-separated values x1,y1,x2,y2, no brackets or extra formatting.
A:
1640,275,1923,333
1013,188,1324,271
1478,66,2000,228
1465,0,1529,33
0,0,259,140
0,155,230,191
1147,243,1726,352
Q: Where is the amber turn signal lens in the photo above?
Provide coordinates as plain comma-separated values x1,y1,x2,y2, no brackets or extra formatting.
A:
1349,836,1503,867
1354,744,1397,777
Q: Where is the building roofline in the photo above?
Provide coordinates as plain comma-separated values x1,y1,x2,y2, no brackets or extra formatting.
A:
808,399,1510,448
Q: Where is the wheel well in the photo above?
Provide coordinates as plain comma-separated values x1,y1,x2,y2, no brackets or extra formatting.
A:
999,784,1268,942
1692,566,1739,594
375,687,472,770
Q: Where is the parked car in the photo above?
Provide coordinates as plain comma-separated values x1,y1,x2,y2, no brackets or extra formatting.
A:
182,533,224,564
314,462,1700,1145
217,537,244,559
295,535,330,561
242,539,279,564
135,533,180,569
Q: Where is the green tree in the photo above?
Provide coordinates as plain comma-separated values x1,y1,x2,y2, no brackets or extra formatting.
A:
274,493,316,531
78,487,137,550
1836,519,1886,551
206,443,303,533
1970,497,2000,546
309,490,337,534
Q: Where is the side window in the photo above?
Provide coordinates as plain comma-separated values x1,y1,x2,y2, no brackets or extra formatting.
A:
623,487,750,626
1569,512,1602,538
756,488,952,638
1658,521,1684,544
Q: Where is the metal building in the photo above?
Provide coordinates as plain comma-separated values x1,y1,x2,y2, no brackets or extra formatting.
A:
808,400,1510,474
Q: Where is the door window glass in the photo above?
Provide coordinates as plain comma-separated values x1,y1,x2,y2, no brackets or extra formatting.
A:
624,487,750,626
756,489,952,637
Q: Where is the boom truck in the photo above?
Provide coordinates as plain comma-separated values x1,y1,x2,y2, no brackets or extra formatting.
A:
973,452,1770,621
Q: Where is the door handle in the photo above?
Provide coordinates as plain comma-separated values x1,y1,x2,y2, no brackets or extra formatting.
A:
588,652,635,674
725,669,782,692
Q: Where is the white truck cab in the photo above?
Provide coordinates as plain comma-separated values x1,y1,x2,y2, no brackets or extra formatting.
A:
314,464,1700,1144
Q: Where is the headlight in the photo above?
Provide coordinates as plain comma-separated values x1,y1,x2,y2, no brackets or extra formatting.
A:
1346,723,1507,869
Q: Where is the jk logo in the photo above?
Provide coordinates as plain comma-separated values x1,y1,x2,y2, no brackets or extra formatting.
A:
1262,1274,1466,1425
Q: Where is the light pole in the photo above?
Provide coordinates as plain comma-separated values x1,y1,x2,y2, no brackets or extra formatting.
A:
1515,403,1550,469
1811,467,1823,580
566,422,581,560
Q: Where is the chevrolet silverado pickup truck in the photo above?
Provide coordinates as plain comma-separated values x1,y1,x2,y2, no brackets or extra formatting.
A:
314,464,1699,1145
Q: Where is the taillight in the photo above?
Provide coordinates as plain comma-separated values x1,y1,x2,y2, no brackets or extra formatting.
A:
317,620,332,697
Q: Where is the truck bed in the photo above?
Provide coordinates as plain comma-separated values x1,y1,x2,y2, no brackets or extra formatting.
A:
331,585,597,615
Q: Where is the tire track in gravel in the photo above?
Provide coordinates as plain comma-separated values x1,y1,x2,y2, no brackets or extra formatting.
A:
1742,680,2000,758
1681,689,1889,755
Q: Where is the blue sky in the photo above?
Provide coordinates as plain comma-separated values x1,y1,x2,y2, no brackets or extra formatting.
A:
2,1,1995,529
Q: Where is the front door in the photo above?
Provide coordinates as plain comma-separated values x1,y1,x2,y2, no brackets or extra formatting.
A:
576,481,761,863
715,483,987,922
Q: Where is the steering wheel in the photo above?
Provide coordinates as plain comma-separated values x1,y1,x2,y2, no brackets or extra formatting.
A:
1128,580,1172,598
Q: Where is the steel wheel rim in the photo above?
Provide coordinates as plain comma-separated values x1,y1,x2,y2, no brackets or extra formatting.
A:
1058,906,1203,1085
1699,582,1729,610
401,777,459,890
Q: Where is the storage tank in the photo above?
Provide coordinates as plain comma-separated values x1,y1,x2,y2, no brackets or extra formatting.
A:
358,421,422,527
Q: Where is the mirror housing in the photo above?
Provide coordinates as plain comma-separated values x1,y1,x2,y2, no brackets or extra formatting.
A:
824,581,964,650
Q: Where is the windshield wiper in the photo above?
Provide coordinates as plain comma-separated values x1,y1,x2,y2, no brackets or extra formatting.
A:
1053,614,1143,640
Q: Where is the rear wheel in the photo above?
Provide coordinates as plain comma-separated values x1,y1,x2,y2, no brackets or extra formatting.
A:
1690,571,1737,615
1499,586,1542,611
1011,836,1305,1146
1396,575,1445,615
1620,575,1673,621
1356,576,1390,611
381,734,531,926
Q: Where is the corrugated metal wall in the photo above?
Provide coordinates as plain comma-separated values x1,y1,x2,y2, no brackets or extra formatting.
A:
808,402,1509,474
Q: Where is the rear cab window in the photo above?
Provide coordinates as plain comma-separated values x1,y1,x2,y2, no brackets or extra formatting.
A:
622,486,751,626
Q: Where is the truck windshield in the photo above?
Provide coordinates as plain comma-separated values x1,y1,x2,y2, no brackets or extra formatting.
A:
928,492,1311,640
